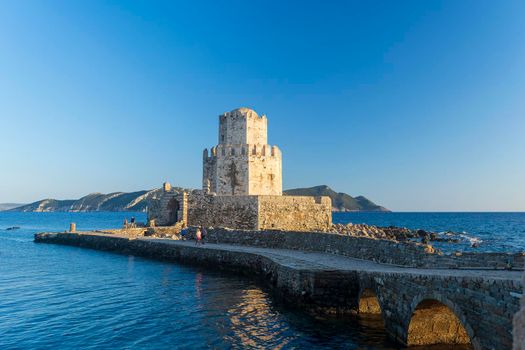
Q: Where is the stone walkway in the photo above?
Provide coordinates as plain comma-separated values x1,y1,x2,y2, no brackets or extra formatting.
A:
145,237,522,282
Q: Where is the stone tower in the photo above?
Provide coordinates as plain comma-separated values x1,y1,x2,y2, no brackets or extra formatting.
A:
203,107,282,196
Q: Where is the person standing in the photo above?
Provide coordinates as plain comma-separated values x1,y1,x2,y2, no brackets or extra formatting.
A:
201,226,207,245
195,227,202,245
180,224,188,241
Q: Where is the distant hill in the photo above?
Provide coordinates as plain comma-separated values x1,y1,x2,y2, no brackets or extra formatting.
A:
0,203,26,211
8,185,389,212
284,185,389,212
8,189,166,212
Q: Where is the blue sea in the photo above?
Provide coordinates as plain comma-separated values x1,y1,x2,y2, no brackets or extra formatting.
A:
333,212,525,253
1,211,522,349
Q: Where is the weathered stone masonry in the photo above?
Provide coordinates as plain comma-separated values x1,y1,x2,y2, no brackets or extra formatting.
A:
203,107,282,196
35,231,522,350
201,227,525,270
185,193,332,231
514,270,525,350
149,107,332,232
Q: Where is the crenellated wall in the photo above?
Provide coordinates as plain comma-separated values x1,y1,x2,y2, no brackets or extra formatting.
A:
202,148,217,192
247,145,282,196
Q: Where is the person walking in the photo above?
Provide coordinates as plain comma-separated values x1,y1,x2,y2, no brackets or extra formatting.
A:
195,227,202,245
201,226,207,245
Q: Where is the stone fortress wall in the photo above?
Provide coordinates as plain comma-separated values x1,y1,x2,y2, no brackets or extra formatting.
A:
185,192,332,231
150,107,332,232
514,271,525,350
257,195,331,231
150,187,332,232
186,192,259,230
203,144,282,196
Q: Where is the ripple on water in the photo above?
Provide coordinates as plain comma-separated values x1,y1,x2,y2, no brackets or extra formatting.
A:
0,212,481,349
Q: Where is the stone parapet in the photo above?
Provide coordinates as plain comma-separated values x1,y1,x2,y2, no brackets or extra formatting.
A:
34,231,522,350
202,228,525,270
514,271,525,349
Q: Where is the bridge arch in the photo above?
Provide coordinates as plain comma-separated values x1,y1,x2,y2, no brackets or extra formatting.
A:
406,293,474,347
358,288,382,314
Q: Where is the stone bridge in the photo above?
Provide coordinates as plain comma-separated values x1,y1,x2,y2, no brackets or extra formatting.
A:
35,231,522,350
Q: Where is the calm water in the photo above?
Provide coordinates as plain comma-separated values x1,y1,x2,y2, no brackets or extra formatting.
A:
0,212,398,349
0,212,516,349
334,212,525,252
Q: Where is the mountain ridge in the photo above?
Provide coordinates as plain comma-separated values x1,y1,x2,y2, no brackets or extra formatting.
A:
0,203,26,211
5,185,389,212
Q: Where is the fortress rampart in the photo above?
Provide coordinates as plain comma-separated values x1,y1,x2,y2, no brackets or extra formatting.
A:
185,193,331,231
150,107,331,232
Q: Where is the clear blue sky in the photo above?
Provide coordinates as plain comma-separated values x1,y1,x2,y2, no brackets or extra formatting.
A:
1,0,524,211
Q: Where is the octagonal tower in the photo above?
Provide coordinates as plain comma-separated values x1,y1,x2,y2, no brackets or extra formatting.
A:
203,107,282,196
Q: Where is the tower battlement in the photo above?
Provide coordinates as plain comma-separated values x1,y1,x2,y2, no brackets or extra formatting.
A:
203,144,281,159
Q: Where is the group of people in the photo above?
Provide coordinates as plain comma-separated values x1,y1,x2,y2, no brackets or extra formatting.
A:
195,226,207,245
123,217,136,229
180,225,207,245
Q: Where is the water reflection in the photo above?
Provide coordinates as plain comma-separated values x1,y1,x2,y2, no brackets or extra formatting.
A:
127,255,135,274
0,212,479,350
226,288,294,349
